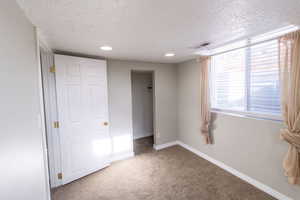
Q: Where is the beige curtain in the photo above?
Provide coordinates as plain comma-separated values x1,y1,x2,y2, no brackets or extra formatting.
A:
279,30,300,185
199,57,212,144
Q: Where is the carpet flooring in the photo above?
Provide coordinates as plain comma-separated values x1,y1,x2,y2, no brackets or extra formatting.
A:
52,146,276,200
133,136,154,155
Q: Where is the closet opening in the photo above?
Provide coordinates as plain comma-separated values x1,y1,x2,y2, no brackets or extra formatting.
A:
131,71,155,155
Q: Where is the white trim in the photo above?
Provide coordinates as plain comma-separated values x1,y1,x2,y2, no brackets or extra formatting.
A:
177,141,293,200
40,48,63,188
153,141,178,150
211,108,283,122
35,28,51,200
111,152,135,162
36,28,52,51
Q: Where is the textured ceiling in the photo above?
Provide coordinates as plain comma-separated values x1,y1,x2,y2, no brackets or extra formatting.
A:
17,0,300,63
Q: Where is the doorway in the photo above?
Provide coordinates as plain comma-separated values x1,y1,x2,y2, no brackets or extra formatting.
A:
131,71,155,155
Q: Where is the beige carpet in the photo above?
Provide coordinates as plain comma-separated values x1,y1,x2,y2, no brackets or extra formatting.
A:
52,146,276,200
133,136,154,155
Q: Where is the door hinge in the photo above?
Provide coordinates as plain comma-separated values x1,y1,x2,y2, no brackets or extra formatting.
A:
50,66,56,73
57,173,63,180
53,121,60,128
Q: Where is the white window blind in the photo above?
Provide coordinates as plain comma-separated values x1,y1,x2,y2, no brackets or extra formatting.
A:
210,39,281,117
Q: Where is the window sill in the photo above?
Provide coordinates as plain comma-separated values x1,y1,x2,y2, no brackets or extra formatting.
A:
211,108,283,123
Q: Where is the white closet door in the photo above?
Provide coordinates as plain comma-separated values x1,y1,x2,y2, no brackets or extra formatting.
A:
55,55,111,184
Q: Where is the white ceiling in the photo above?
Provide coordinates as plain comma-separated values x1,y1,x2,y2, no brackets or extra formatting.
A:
17,0,300,63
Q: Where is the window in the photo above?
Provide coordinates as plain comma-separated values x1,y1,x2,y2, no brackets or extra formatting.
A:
210,39,281,118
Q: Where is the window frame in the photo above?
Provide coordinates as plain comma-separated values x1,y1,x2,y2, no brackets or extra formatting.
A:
209,39,283,121
210,108,283,121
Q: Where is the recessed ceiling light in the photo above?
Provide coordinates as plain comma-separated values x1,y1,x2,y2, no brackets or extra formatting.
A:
165,53,175,57
100,46,112,51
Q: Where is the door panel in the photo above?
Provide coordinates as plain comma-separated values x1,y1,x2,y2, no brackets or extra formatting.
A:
55,55,111,184
40,49,62,187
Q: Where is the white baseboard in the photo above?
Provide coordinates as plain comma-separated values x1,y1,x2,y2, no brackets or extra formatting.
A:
177,141,293,200
153,141,178,150
111,151,135,162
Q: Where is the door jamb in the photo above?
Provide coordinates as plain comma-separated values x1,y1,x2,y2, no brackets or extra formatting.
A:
130,70,157,148
35,27,51,200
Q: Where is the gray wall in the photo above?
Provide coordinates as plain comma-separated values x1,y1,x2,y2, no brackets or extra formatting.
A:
0,1,49,200
107,59,177,157
176,59,300,200
132,72,154,139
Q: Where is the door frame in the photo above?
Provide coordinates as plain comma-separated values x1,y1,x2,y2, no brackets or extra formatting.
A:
130,70,157,146
39,47,63,188
35,28,52,200
36,29,63,189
